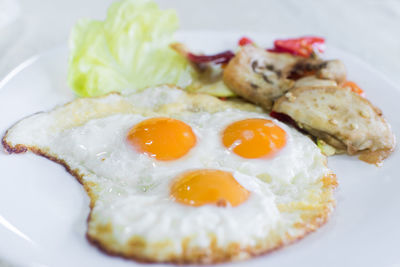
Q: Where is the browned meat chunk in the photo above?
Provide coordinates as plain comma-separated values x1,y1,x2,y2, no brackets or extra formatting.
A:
273,86,395,165
223,45,347,110
294,76,337,88
288,59,346,85
223,45,296,110
316,60,347,84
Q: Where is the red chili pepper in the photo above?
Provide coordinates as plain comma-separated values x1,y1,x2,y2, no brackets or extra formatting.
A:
238,36,253,46
269,36,325,57
187,51,235,64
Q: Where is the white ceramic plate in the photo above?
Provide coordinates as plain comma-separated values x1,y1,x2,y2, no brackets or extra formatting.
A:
0,32,399,267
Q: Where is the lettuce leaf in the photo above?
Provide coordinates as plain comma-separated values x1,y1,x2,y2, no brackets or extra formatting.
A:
68,0,193,97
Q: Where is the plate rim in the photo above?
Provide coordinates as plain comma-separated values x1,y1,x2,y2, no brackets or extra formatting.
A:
1,30,399,267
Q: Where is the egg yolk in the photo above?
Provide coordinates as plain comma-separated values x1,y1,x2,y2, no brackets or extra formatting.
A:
170,169,250,207
127,117,196,161
222,118,286,159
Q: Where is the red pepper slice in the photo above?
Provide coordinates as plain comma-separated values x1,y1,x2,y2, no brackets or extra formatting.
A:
187,36,325,65
238,37,253,46
342,81,365,97
269,111,307,133
187,51,235,64
270,36,325,57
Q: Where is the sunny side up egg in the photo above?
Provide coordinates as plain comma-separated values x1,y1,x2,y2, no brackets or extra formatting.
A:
2,85,337,264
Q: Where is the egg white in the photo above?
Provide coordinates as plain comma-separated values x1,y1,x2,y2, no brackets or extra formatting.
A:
3,85,336,263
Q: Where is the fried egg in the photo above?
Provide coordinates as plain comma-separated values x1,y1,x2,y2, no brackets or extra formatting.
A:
2,85,337,264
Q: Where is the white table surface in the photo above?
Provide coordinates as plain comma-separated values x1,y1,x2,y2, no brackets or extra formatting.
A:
1,0,400,86
0,0,399,266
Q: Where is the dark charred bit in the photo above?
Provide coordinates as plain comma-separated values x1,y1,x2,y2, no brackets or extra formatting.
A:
262,74,272,84
276,70,282,78
251,60,259,72
288,60,326,80
328,105,337,111
304,63,313,71
250,83,259,89
2,137,27,154
319,61,328,69
216,199,228,207
310,51,318,60
270,111,296,125
266,64,274,71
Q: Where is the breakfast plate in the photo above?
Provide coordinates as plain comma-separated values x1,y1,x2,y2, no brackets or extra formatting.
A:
0,31,399,267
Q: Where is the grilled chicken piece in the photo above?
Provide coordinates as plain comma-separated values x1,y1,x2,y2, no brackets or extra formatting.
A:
294,76,337,88
223,45,296,110
316,60,346,84
288,59,346,85
273,86,395,165
223,45,347,110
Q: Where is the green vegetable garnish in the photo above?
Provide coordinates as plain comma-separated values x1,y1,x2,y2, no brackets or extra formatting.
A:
186,64,236,97
187,80,236,97
317,139,336,156
68,0,193,97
